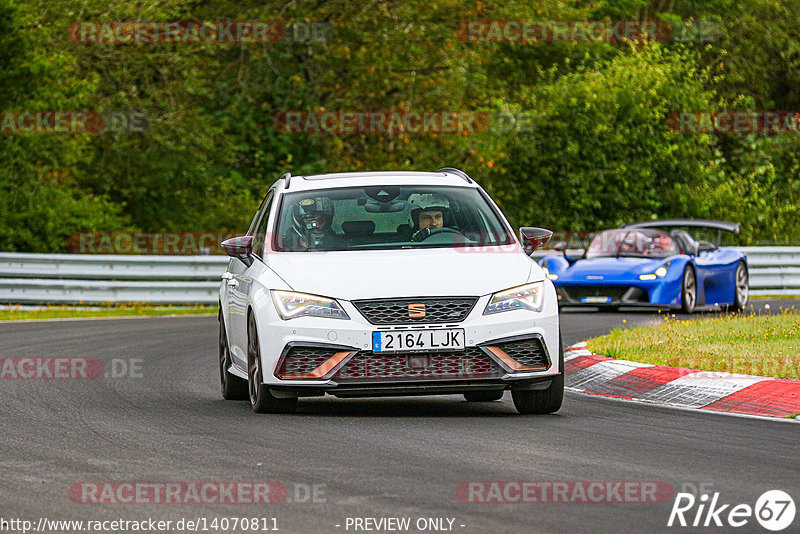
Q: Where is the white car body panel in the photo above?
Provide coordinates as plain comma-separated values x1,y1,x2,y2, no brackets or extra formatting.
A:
265,247,538,300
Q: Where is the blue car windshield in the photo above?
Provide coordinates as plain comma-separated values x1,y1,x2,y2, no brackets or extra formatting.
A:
586,229,678,258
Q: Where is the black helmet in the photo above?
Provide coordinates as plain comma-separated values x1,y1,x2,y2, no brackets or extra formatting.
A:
291,197,334,245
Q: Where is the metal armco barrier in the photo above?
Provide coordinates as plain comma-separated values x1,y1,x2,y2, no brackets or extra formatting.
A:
740,247,800,296
0,253,228,304
0,247,798,304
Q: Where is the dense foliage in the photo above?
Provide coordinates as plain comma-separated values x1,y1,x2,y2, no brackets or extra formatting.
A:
1,0,799,251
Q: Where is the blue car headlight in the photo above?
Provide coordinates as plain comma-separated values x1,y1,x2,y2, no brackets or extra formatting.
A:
639,261,672,281
271,290,350,320
484,282,545,315
542,265,559,280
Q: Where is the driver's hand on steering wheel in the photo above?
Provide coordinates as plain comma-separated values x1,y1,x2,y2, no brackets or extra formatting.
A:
411,227,433,242
410,226,460,242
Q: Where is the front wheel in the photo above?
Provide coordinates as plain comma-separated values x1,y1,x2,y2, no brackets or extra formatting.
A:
681,266,697,314
511,335,564,414
247,313,298,414
219,318,248,400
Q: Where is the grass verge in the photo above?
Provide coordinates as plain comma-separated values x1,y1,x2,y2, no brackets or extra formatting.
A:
586,308,800,379
0,305,216,321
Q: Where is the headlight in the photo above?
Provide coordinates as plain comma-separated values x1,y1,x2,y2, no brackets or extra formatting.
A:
484,282,545,315
271,290,349,320
542,265,559,280
639,262,671,281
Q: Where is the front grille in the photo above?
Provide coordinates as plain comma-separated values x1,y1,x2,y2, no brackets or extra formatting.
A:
333,348,504,381
277,346,343,378
493,338,549,369
562,286,631,301
352,297,478,325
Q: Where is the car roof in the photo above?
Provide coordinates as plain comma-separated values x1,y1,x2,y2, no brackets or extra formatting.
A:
278,170,479,192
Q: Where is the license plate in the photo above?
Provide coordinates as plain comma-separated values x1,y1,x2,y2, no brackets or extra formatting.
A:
372,329,465,353
581,296,612,304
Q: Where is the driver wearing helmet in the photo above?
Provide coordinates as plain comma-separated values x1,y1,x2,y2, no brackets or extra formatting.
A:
408,193,451,242
284,197,340,250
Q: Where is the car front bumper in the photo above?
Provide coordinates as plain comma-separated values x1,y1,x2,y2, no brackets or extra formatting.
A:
554,280,681,308
251,287,561,396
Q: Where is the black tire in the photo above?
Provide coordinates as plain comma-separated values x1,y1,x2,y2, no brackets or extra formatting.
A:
219,317,248,400
511,334,564,415
681,266,697,314
247,313,298,414
732,261,749,311
464,391,504,402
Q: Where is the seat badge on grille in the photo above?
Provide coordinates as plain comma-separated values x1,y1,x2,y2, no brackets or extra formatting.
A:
408,303,426,318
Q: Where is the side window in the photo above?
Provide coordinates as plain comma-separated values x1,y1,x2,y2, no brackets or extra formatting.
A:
247,193,269,236
251,191,274,260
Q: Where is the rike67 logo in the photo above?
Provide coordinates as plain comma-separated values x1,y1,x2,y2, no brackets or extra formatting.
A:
669,490,795,531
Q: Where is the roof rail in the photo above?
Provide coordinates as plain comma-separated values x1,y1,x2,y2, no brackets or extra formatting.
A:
436,167,473,184
281,172,292,189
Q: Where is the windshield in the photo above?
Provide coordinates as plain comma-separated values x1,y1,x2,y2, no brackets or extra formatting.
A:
274,185,514,251
586,229,679,258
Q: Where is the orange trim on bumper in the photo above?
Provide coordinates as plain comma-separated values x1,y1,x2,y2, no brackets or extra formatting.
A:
484,346,548,372
279,351,352,379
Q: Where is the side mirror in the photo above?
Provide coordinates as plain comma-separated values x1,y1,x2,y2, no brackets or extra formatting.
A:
553,241,567,252
519,227,553,255
221,235,255,267
697,240,717,252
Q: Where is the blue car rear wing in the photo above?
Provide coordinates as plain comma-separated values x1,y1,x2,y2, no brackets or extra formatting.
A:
622,219,740,234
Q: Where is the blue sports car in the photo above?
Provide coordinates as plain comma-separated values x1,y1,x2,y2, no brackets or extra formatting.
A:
538,220,749,313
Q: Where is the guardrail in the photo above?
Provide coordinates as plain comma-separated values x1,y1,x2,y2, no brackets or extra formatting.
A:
0,247,798,304
0,253,228,304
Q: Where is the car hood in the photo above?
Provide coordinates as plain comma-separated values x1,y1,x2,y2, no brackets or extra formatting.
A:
266,247,537,300
558,256,673,281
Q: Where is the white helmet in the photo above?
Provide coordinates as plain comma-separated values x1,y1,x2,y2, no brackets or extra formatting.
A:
408,193,450,226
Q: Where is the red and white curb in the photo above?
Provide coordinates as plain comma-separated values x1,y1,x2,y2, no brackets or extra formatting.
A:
565,342,800,419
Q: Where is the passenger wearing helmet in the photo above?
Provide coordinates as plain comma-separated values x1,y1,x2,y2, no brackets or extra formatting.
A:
284,197,340,250
408,193,452,242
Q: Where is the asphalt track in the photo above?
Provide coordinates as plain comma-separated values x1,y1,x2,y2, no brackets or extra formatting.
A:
0,301,798,534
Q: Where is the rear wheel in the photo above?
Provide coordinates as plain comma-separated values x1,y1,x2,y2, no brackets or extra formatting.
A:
464,391,504,402
511,334,564,415
219,318,248,400
681,266,697,314
247,313,298,414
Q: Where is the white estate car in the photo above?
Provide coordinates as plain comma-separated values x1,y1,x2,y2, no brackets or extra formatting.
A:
218,168,562,414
